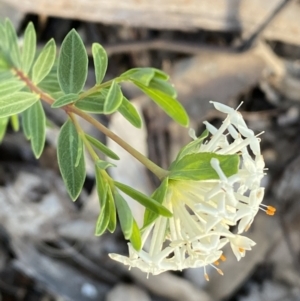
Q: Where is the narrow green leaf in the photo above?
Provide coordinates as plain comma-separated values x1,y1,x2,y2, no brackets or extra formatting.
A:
38,63,61,94
95,184,110,236
31,39,56,84
114,181,172,217
169,152,239,181
95,166,107,206
153,69,170,80
26,101,46,158
75,93,105,113
0,23,6,50
10,114,19,131
118,97,142,128
122,68,155,86
0,78,26,95
22,109,31,139
0,52,10,70
149,78,177,98
21,22,36,74
51,93,79,108
143,177,169,229
58,29,88,94
95,159,116,170
75,137,83,167
134,82,189,127
107,187,117,233
0,92,39,118
175,129,209,161
5,19,21,68
57,119,86,200
114,190,133,239
130,219,142,251
0,117,9,142
92,43,108,84
85,134,120,160
104,81,123,114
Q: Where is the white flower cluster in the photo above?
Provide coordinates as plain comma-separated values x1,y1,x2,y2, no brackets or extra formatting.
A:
109,101,275,278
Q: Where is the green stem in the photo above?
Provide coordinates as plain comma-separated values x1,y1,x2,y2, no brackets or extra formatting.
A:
70,106,169,180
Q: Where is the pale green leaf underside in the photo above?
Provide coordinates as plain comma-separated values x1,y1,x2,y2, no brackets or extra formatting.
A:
0,92,39,118
32,39,56,84
5,19,21,68
0,78,26,95
57,119,86,200
21,22,36,74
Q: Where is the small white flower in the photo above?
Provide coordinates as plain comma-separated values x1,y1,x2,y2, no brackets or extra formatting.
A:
229,235,256,261
109,101,275,279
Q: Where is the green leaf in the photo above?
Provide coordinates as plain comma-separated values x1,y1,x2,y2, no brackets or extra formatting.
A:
130,219,142,251
114,190,133,239
51,93,79,108
175,129,209,161
134,82,189,127
38,63,61,95
95,159,116,170
75,93,105,113
57,119,86,200
31,39,56,84
21,22,36,74
0,23,6,50
10,114,19,131
22,109,31,139
95,165,107,206
107,187,117,233
0,92,39,118
122,68,155,86
0,78,26,95
143,177,169,229
0,52,10,70
5,19,21,68
26,101,46,158
58,29,88,94
114,181,172,217
75,136,83,167
118,97,142,128
149,78,177,98
92,43,108,84
0,117,9,142
169,152,239,181
85,134,120,160
104,81,123,114
95,183,110,236
0,71,13,81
